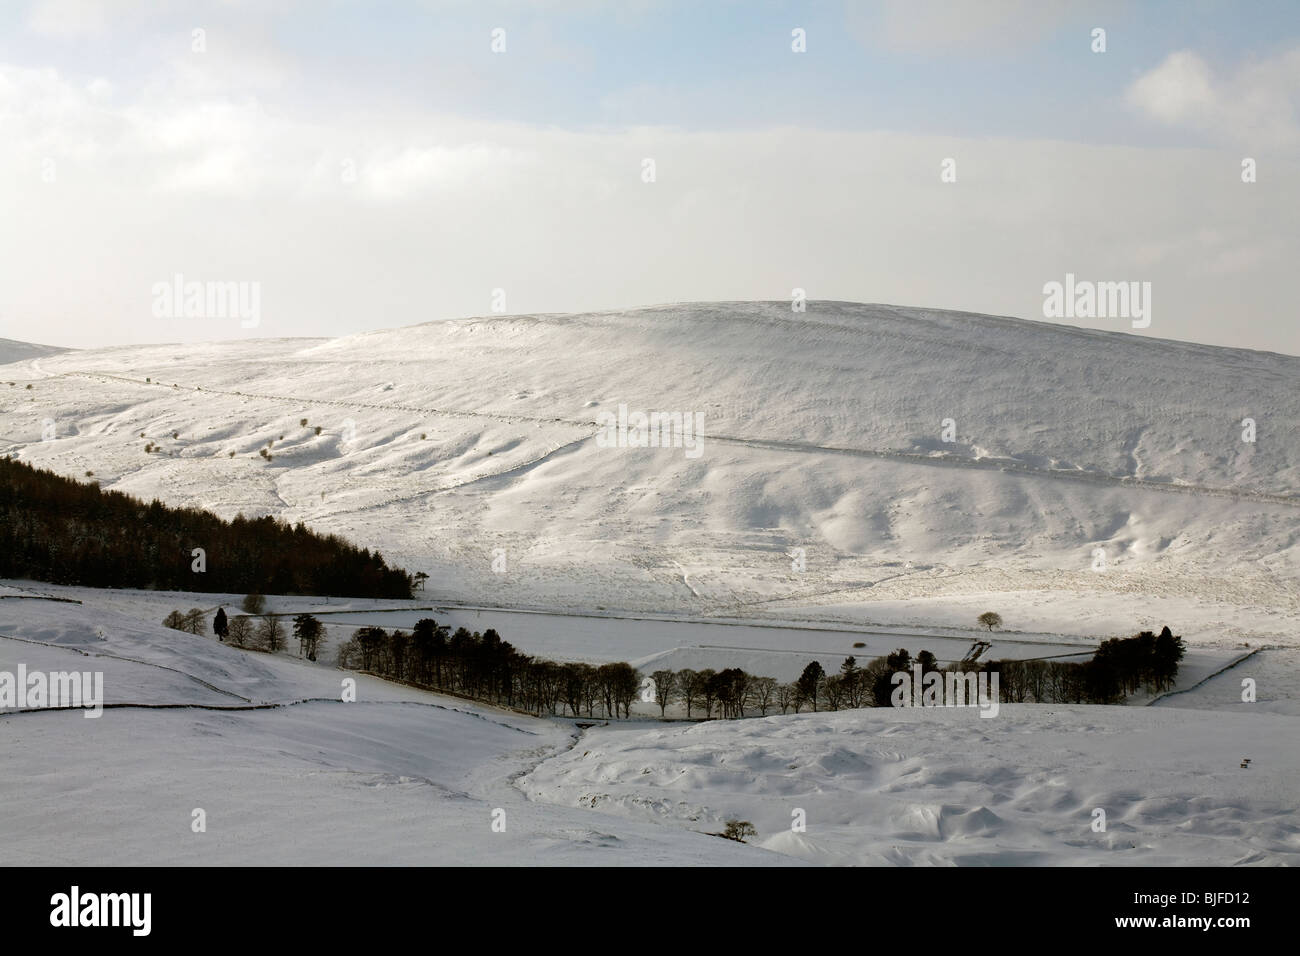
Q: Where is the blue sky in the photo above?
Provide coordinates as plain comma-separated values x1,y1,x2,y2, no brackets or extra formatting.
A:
2,0,1298,352
6,0,1296,140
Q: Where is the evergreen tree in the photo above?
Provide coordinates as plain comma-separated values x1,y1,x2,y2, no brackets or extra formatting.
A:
797,661,825,712
0,458,412,599
293,613,324,660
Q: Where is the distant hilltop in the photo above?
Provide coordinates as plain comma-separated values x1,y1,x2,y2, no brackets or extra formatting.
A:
0,337,69,365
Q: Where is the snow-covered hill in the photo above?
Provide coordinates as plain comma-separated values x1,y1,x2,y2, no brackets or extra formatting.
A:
523,703,1300,866
2,302,1296,644
3,584,1296,866
0,587,795,865
0,337,65,365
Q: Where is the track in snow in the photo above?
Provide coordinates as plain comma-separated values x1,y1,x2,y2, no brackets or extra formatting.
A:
46,369,1300,509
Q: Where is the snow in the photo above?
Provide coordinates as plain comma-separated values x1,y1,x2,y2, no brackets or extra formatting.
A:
0,588,795,865
1,703,797,865
0,338,66,367
2,300,1297,865
2,301,1295,647
3,582,1297,864
522,705,1300,866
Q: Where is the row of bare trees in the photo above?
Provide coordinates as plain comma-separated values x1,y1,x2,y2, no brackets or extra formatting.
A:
646,629,1186,716
336,619,642,718
648,668,777,718
647,655,918,717
166,607,1184,714
163,608,324,658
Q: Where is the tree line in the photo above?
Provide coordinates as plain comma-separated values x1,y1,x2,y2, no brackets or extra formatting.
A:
746,628,1186,713
164,605,327,659
326,620,1185,717
336,620,642,718
0,457,413,598
164,603,1186,717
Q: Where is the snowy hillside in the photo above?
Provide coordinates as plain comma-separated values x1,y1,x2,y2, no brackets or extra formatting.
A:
2,302,1296,646
0,588,794,865
0,338,66,365
3,585,1296,866
522,704,1299,866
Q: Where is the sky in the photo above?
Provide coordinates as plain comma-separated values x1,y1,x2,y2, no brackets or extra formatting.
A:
1,0,1298,354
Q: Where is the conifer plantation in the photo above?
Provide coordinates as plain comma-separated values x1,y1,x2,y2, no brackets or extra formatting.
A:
0,457,412,598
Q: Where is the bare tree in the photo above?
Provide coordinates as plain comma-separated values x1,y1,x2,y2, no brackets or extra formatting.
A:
257,615,285,653
698,668,718,718
823,674,845,711
336,636,360,668
677,669,701,718
650,669,677,717
227,615,253,648
731,669,752,718
978,611,1002,631
840,656,867,708
596,663,618,718
751,677,777,715
723,820,757,842
1024,659,1048,702
613,663,640,718
1045,661,1069,703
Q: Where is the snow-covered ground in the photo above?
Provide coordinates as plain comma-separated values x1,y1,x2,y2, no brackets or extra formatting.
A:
3,583,1296,865
0,588,794,865
522,705,1300,866
2,302,1296,647
2,302,1296,865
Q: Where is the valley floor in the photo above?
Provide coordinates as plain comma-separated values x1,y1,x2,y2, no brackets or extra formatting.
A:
2,582,1296,865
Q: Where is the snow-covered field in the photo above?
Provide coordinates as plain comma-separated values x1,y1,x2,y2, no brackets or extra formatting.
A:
2,302,1296,648
0,587,793,865
2,582,1297,865
522,705,1300,866
2,302,1297,866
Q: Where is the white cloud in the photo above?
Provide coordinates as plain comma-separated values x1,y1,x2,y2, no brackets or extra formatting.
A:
1127,47,1300,151
25,0,106,36
359,144,533,200
1126,50,1216,124
0,60,1297,356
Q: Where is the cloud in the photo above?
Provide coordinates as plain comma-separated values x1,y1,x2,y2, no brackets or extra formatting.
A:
358,144,533,200
1126,47,1300,151
25,0,106,36
1126,51,1216,124
1,58,1297,356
